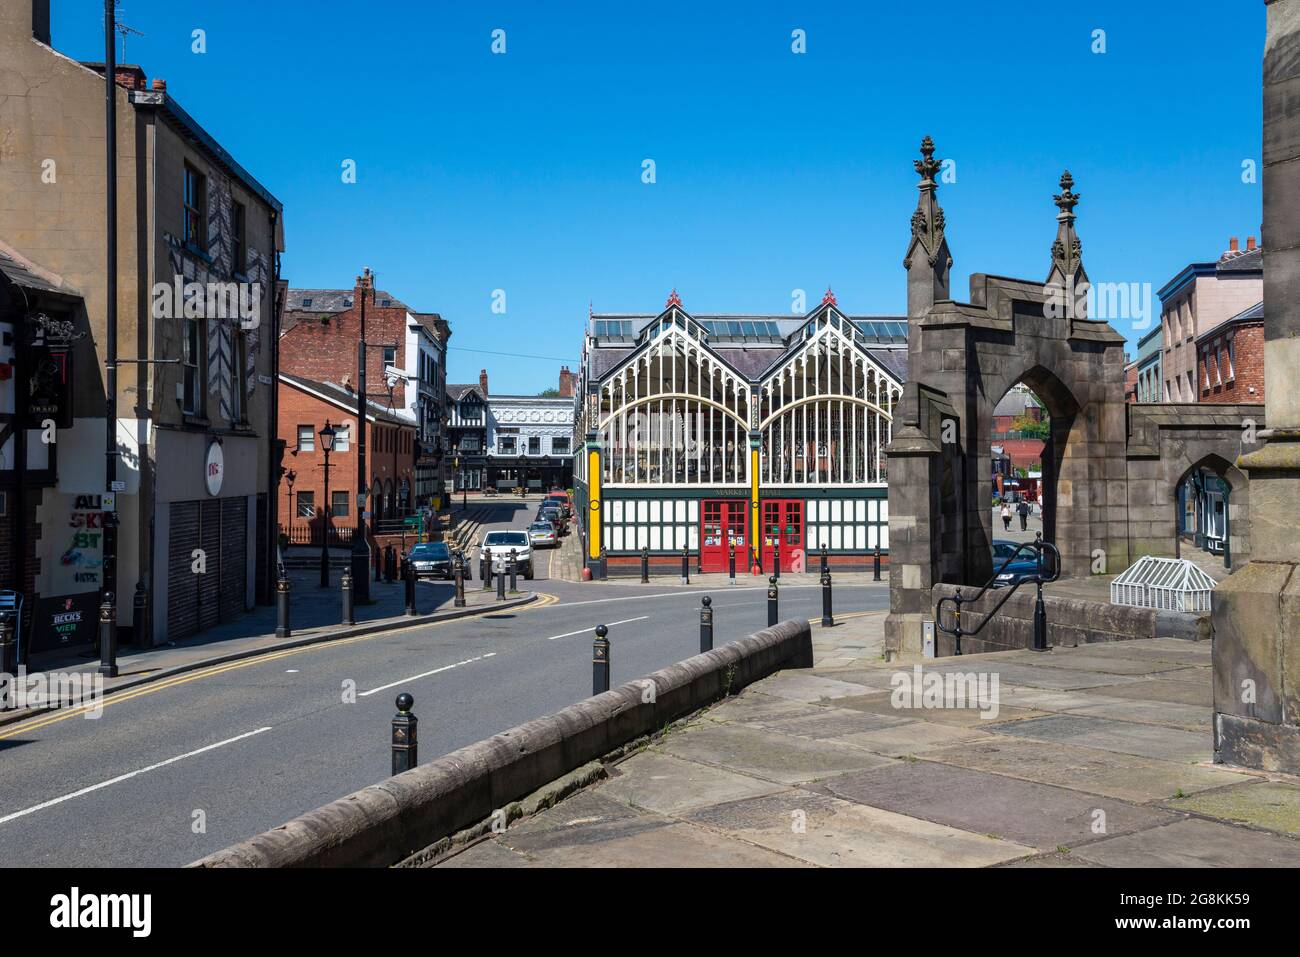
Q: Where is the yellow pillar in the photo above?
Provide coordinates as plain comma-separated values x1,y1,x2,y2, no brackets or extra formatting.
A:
587,445,602,562
750,442,760,568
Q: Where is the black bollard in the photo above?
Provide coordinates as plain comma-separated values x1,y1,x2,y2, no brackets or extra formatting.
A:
391,692,418,775
767,575,778,627
592,624,610,694
131,581,148,646
821,567,834,628
640,546,649,584
404,558,417,617
773,539,781,581
728,542,736,584
275,575,291,638
341,570,355,625
98,592,118,678
496,559,506,601
1032,538,1048,652
509,548,518,593
0,612,16,687
453,556,466,608
387,545,399,584
873,542,882,581
820,544,828,576
700,596,714,653
481,547,492,590
681,546,690,585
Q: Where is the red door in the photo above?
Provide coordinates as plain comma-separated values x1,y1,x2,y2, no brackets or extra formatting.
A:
700,500,748,572
761,500,804,572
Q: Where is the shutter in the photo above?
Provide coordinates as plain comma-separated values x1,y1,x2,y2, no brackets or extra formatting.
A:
167,501,200,639
198,499,221,632
219,496,247,622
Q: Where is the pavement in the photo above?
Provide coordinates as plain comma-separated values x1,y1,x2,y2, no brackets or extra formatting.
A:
433,616,1300,868
0,498,890,866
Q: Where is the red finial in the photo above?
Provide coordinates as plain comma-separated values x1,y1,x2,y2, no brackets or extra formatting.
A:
666,288,682,309
821,287,837,307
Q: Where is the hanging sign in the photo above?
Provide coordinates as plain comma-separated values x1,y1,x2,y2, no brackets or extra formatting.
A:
205,441,224,496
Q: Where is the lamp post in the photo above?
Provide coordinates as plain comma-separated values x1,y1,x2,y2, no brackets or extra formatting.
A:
350,270,372,601
285,468,296,538
99,0,120,679
319,420,337,588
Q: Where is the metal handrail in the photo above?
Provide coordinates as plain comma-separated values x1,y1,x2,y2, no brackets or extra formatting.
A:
935,534,1061,655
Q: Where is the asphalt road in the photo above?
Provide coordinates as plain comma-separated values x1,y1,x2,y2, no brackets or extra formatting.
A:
0,501,888,867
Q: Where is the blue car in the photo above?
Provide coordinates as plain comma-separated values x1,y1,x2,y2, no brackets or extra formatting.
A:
991,540,1043,587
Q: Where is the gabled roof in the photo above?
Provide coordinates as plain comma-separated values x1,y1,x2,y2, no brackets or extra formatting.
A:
1217,246,1263,273
286,288,407,313
0,241,81,298
447,384,486,402
280,373,413,426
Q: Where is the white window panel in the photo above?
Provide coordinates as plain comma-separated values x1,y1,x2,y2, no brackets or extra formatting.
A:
637,500,648,522
677,525,687,550
603,527,611,549
831,500,842,522
855,500,865,521
831,526,842,549
675,501,686,522
880,500,888,521
636,526,648,550
806,524,818,549
603,501,611,522
650,525,661,550
688,524,699,549
880,525,889,549
650,500,661,523
868,524,878,549
612,500,623,522
867,499,877,521
688,500,698,521
612,527,624,551
855,525,865,549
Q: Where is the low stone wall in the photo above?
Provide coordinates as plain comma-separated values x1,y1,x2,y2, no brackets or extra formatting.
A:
192,619,814,868
932,583,1210,656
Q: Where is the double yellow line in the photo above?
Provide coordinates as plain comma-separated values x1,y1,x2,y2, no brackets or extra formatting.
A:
0,593,559,740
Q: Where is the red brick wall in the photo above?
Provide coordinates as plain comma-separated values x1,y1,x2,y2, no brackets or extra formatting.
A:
1125,364,1138,403
281,282,413,409
1197,322,1265,404
277,381,416,531
999,438,1045,470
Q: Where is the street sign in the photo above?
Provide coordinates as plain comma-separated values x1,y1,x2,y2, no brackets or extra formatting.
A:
109,480,125,492
102,493,116,511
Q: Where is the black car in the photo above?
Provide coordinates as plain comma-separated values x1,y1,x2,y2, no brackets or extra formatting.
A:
537,506,566,535
408,541,453,580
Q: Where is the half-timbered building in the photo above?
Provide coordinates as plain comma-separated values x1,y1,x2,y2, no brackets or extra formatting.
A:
574,291,906,576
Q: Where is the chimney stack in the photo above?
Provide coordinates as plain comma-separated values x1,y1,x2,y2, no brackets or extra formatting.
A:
1247,236,1257,251
1229,236,1240,253
479,369,489,396
558,365,574,398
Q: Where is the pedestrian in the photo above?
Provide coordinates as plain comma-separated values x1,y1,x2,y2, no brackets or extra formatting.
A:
1036,491,1043,514
1000,501,1012,532
1017,498,1031,531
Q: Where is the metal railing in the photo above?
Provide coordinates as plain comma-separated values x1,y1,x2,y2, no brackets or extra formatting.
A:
280,523,355,548
935,533,1061,655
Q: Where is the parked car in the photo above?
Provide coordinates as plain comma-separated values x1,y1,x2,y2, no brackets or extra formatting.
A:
537,505,566,535
991,540,1042,587
528,521,558,548
408,541,453,580
543,493,570,518
479,530,533,579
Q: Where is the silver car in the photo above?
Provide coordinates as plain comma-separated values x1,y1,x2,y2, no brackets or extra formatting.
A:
528,522,558,548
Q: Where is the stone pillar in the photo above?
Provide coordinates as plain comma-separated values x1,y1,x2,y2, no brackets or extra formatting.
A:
1211,0,1300,773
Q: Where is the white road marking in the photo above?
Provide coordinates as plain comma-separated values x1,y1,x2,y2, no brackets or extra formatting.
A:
545,616,649,641
359,653,497,697
0,726,272,827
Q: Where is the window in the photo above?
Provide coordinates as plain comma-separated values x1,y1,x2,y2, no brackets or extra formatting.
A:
302,298,313,308
334,424,350,452
183,164,207,250
551,437,570,455
297,425,315,452
499,436,517,455
528,436,541,455
230,329,247,423
331,491,349,517
232,202,247,275
296,491,315,518
182,316,202,415
1186,371,1195,399
1226,337,1236,380
382,346,396,367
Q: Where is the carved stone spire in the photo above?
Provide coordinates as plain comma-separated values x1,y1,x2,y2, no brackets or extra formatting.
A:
1046,170,1087,294
903,135,952,323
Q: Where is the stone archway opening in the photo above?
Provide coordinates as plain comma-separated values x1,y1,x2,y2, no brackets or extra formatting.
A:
989,381,1050,545
1173,453,1246,572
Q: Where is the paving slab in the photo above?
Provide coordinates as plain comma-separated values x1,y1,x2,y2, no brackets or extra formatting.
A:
990,713,1213,763
755,672,881,703
1168,781,1300,837
999,852,1102,868
436,839,534,868
599,750,787,815
518,820,804,867
1073,817,1300,868
1022,654,1200,677
1058,643,1211,665
829,691,1046,728
921,736,1253,803
815,760,1178,851
913,660,1147,691
703,692,824,726
745,706,915,740
1062,695,1212,731
1078,677,1213,707
837,720,1001,757
654,722,896,784
681,790,1033,867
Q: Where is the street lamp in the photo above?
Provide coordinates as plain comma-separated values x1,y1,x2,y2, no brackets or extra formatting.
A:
285,468,296,537
319,420,337,588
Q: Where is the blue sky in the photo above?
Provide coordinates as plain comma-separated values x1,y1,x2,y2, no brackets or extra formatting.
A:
53,1,1264,393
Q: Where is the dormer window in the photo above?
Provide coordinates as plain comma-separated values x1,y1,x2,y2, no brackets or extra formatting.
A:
302,298,313,308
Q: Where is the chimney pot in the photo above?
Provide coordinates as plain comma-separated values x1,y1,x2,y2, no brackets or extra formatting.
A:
1229,236,1239,252
1247,236,1256,251
152,78,166,91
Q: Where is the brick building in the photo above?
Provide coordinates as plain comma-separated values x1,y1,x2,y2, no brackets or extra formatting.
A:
277,374,416,543
280,270,449,512
1196,301,1264,404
